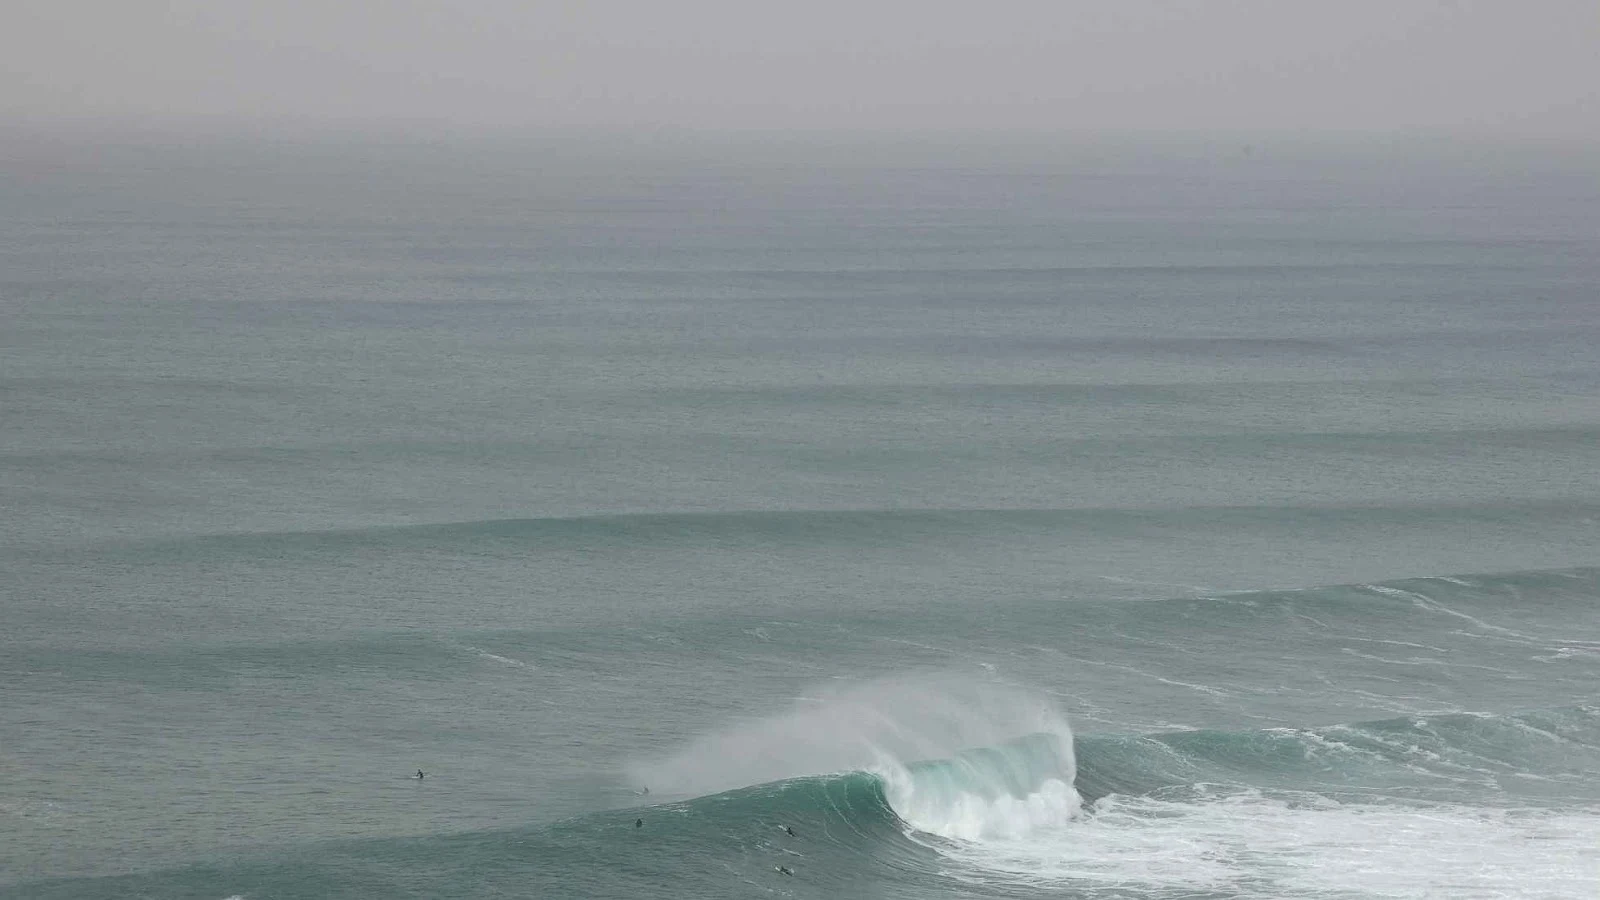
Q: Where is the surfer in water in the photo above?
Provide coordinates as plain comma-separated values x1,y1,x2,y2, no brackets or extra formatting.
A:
783,825,795,837
775,866,794,876
416,770,425,779
635,818,643,828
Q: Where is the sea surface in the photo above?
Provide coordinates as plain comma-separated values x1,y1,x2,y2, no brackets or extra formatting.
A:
3,134,1599,898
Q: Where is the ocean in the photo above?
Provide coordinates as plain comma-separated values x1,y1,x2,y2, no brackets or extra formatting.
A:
3,133,1598,898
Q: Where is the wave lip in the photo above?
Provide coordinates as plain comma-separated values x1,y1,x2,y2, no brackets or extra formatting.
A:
880,733,1079,841
633,674,1080,843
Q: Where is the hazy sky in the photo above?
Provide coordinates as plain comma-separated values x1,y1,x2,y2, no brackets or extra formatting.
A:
5,0,1597,138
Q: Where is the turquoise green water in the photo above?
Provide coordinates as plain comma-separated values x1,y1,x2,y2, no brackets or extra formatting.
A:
3,137,1599,897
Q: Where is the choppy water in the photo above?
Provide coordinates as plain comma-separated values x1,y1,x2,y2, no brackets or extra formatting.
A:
3,136,1599,898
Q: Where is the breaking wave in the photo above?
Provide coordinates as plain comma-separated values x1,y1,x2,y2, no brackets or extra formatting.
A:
632,674,1081,842
627,682,1600,896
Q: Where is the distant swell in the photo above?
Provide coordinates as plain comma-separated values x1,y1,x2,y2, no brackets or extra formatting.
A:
52,500,1600,557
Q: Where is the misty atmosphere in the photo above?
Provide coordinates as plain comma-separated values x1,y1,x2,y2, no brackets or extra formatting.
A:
4,3,1599,899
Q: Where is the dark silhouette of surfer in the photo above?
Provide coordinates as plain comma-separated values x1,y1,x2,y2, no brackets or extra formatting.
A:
416,770,425,779
635,818,643,828
783,825,795,837
775,865,793,876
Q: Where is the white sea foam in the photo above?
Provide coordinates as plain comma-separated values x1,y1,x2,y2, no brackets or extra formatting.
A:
879,759,1079,841
1373,584,1542,643
933,789,1600,899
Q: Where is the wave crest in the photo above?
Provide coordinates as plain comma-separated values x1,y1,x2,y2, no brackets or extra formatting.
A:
632,674,1079,841
880,733,1080,840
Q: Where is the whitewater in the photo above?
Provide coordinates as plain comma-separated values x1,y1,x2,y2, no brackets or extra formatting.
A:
3,136,1599,898
626,677,1600,898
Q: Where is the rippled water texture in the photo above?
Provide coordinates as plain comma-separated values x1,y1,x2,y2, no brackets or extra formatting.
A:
3,136,1598,898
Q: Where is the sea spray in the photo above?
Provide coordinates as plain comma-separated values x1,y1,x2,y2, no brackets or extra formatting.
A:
630,674,1080,839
